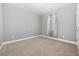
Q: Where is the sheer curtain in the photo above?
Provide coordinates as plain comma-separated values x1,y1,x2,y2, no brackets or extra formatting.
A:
47,13,58,37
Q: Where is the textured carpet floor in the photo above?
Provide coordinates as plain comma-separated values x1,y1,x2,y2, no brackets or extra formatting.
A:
0,36,78,56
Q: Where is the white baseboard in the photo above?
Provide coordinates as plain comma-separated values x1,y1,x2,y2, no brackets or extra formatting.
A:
0,35,77,50
41,35,77,45
2,35,41,46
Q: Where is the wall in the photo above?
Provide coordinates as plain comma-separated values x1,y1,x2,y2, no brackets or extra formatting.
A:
57,4,76,41
41,14,48,35
3,4,41,42
0,4,3,44
0,3,76,43
41,4,76,42
76,3,79,46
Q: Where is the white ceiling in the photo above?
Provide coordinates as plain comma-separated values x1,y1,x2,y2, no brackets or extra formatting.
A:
8,3,72,15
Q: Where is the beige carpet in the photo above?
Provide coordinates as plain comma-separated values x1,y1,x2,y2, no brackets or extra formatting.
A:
0,36,78,56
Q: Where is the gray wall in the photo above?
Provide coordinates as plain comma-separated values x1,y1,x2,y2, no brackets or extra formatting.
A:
0,3,76,44
0,4,3,44
41,14,48,35
57,4,76,41
3,4,41,42
41,4,76,42
76,4,79,46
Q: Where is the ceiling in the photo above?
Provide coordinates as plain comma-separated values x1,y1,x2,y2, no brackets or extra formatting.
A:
7,3,72,15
